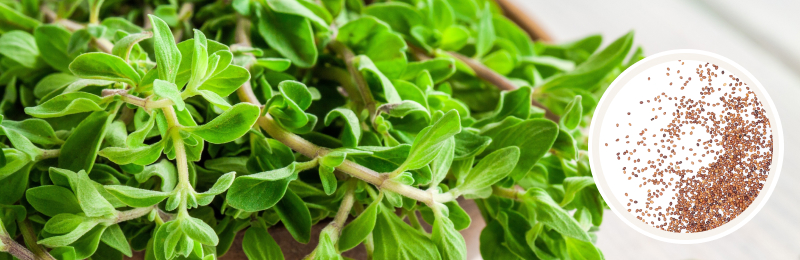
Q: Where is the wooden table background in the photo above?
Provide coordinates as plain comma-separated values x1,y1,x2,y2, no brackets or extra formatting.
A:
494,0,800,259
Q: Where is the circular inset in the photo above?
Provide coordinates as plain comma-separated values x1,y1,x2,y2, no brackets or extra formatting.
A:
588,50,783,244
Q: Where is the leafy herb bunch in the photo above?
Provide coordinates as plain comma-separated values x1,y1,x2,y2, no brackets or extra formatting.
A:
0,0,642,259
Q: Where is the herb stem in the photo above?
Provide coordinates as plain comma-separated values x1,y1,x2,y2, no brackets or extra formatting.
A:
492,186,524,201
19,219,54,260
406,209,425,233
447,51,559,121
38,149,60,160
0,235,35,260
329,40,378,125
163,106,188,186
41,6,114,54
116,206,157,223
408,44,560,121
107,90,174,111
162,105,193,218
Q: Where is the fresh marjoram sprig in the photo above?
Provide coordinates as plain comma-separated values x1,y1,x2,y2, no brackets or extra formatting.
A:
0,0,642,259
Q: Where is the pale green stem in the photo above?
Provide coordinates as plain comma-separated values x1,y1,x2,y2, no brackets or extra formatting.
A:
492,186,524,201
116,206,157,223
112,91,173,111
38,149,60,160
295,158,320,172
19,220,54,260
162,106,192,217
328,41,377,125
406,209,425,233
89,0,105,24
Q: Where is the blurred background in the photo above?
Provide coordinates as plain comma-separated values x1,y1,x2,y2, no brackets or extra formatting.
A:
500,0,800,259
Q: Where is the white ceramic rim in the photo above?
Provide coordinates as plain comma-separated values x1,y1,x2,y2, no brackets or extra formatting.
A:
587,49,784,244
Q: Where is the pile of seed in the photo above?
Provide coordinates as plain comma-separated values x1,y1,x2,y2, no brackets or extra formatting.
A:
610,60,773,233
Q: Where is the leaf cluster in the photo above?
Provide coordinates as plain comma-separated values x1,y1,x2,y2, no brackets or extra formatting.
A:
0,0,643,259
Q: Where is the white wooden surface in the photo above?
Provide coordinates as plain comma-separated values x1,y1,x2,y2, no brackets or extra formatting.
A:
508,0,800,259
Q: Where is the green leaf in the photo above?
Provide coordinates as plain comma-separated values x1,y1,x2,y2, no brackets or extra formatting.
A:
373,204,441,259
184,103,260,144
318,164,337,196
135,159,177,192
455,146,519,198
257,5,317,68
0,124,42,159
429,137,455,188
524,188,591,242
354,55,402,103
565,236,604,260
98,139,166,166
66,29,90,55
478,86,532,126
497,210,537,259
540,32,634,91
440,25,470,51
198,90,232,110
0,162,31,204
561,177,595,207
227,163,297,212
58,111,112,174
377,100,430,121
153,79,185,111
310,228,343,260
339,194,381,252
24,92,107,118
432,211,467,260
148,15,182,83
493,16,535,58
254,58,292,72
62,79,116,94
100,224,132,257
175,39,230,87
35,25,74,72
552,129,577,160
428,0,455,31
482,50,515,75
69,170,116,217
0,3,40,33
186,29,209,92
111,31,153,62
33,73,78,98
324,108,360,148
0,149,30,180
482,119,559,181
69,53,141,86
363,2,422,36
452,130,491,159
104,185,168,207
195,172,236,206
264,0,329,29
474,4,495,58
560,95,583,130
39,214,100,247
403,110,461,170
25,185,83,217
181,216,219,246
243,218,283,260
0,30,40,68
479,220,519,259
58,110,111,173
274,189,311,244
339,17,408,79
